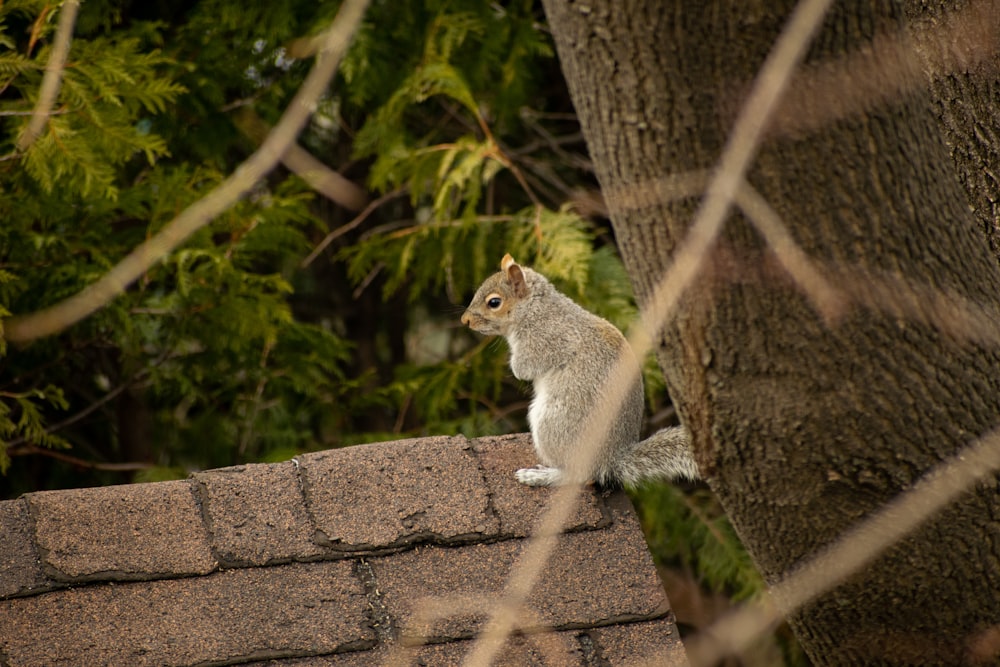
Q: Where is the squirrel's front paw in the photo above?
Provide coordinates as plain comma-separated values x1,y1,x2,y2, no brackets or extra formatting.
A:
514,465,564,487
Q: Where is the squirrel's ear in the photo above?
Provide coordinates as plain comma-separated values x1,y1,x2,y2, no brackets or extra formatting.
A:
501,253,529,298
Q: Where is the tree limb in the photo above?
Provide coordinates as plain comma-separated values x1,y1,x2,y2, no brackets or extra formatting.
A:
233,107,369,211
15,0,79,153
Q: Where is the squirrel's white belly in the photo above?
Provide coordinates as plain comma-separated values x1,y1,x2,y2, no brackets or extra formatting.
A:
527,383,548,428
527,377,566,467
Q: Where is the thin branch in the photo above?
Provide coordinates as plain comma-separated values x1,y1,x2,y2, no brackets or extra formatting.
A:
15,0,80,153
512,165,570,207
358,218,419,240
5,347,174,453
514,112,590,170
237,339,274,457
3,0,371,343
454,392,530,424
602,169,709,215
498,152,543,207
4,380,128,452
462,0,834,664
392,393,412,434
515,154,581,200
518,109,580,122
609,167,1000,346
509,130,585,159
8,444,154,472
831,264,1000,346
351,261,385,299
300,187,408,268
0,107,70,118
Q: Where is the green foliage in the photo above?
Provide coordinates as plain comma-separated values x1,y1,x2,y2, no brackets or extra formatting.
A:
0,0,356,493
0,386,69,474
5,28,184,198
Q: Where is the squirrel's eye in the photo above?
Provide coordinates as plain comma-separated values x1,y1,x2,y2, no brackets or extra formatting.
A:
487,296,502,309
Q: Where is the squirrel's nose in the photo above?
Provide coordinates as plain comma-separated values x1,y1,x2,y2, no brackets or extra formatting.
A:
460,312,471,327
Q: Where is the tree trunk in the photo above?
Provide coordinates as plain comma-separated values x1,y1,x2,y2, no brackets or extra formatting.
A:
541,0,1000,664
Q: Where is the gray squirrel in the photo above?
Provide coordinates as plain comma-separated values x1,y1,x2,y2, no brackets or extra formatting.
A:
461,253,700,488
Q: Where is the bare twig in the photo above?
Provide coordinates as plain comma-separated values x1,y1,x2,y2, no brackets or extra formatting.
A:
300,188,408,268
460,482,591,665
602,170,709,217
237,339,274,457
3,380,128,452
0,108,70,118
833,265,1000,346
351,261,385,299
4,347,174,452
15,0,80,153
8,444,154,471
510,130,586,160
606,171,850,324
516,154,583,200
3,0,371,343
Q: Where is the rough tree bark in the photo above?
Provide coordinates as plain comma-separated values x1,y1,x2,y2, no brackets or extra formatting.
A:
905,1,1000,257
541,0,1000,664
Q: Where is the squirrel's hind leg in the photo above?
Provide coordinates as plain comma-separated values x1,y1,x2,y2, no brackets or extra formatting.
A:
514,465,564,486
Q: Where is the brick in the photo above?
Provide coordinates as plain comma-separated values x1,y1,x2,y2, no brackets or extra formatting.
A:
27,480,216,581
300,437,498,550
195,461,323,566
372,494,669,642
0,561,372,667
0,499,48,598
590,618,688,666
471,433,607,536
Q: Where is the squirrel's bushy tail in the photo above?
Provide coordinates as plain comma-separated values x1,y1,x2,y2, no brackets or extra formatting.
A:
614,426,700,487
